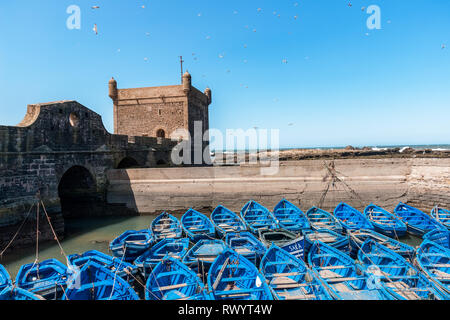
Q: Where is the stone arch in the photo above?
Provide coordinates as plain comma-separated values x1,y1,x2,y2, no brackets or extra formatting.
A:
58,165,98,218
156,129,166,138
156,159,168,166
117,157,139,169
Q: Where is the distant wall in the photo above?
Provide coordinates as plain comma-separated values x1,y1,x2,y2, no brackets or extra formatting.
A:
107,158,450,215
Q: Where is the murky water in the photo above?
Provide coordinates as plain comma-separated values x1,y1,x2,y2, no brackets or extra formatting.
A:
0,214,423,278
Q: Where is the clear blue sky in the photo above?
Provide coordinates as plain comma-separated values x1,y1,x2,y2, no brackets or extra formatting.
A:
0,0,449,149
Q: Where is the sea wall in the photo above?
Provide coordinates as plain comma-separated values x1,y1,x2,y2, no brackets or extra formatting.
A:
106,158,450,214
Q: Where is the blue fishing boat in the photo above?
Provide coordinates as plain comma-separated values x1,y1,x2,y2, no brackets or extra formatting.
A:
0,264,11,292
151,212,183,241
183,239,228,272
306,207,343,233
303,229,350,255
0,287,44,300
15,259,68,300
260,245,331,300
109,229,154,262
68,250,138,282
431,206,450,230
358,239,446,300
273,199,310,233
135,238,189,277
333,203,373,231
207,248,273,300
308,241,392,300
211,205,246,238
225,232,267,265
240,200,278,234
348,229,415,260
423,229,450,249
146,257,211,300
64,261,139,300
416,240,450,296
394,202,446,236
364,204,407,238
181,209,215,242
258,229,305,260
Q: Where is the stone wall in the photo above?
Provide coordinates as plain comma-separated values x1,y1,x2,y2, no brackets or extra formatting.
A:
106,158,450,215
0,100,176,251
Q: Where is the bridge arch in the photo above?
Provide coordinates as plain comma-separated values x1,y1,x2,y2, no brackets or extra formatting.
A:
117,157,139,169
58,165,98,218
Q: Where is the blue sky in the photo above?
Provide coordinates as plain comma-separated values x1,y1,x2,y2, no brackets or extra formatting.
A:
0,0,449,149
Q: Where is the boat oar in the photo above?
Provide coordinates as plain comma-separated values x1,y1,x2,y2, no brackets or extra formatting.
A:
212,257,230,291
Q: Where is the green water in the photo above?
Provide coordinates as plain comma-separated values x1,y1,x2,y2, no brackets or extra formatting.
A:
0,215,180,277
0,214,423,278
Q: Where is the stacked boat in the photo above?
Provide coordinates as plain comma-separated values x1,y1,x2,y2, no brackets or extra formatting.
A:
1,200,449,300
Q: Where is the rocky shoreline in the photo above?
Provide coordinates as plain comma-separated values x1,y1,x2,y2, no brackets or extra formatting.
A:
213,147,450,164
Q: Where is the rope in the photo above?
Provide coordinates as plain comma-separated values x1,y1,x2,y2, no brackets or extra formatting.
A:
0,202,35,258
108,245,127,300
40,200,69,263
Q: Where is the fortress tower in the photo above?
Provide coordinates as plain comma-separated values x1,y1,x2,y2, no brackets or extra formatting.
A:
108,72,211,149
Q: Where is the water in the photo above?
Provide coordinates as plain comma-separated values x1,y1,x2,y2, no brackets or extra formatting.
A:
0,215,176,277
0,214,423,278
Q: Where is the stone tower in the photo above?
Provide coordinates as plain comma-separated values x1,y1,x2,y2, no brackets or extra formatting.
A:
108,73,211,151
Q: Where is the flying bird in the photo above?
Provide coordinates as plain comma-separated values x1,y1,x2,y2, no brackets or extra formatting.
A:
93,24,98,35
442,44,446,49
92,6,100,9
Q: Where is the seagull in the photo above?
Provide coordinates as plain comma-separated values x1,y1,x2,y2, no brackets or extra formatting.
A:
361,6,366,11
93,24,98,35
282,59,288,64
348,2,352,7
442,44,446,49
257,8,262,13
92,6,100,9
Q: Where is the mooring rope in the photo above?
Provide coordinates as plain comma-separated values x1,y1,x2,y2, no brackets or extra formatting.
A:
0,202,35,258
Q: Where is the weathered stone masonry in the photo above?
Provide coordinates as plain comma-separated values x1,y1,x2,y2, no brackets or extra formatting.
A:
0,100,177,251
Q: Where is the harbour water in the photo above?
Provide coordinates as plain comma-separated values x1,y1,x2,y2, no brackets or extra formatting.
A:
0,213,423,277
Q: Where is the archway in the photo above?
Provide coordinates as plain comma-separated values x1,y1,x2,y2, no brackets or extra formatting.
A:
58,166,99,218
117,157,139,169
156,129,166,138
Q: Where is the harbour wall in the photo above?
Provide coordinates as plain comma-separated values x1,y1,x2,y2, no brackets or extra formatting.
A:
106,158,450,215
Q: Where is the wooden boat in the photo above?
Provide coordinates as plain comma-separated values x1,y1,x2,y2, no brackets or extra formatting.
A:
15,259,68,300
306,207,343,233
109,229,154,262
0,264,11,292
423,229,450,249
308,241,392,300
0,287,44,300
431,206,450,230
225,232,267,265
64,261,139,300
151,212,182,241
134,238,189,277
303,229,350,255
260,245,332,300
182,239,228,272
358,239,447,300
145,257,211,300
273,199,310,233
68,250,138,282
207,248,273,300
348,229,415,260
333,203,373,231
240,200,278,234
394,202,446,236
416,240,450,296
258,229,305,260
364,204,407,238
181,209,215,242
211,205,246,238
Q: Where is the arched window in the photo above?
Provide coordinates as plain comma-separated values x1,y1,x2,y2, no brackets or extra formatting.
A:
156,129,165,138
